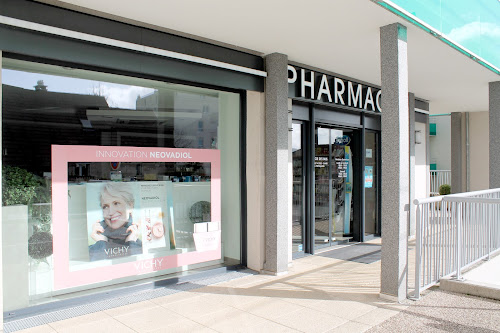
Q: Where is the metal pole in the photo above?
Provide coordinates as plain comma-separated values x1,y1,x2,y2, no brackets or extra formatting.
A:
487,203,491,261
413,202,422,299
455,201,463,280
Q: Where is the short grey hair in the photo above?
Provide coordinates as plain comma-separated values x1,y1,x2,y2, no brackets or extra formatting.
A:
99,182,134,208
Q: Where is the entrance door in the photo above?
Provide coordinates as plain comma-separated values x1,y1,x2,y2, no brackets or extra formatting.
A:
292,121,306,254
314,125,357,249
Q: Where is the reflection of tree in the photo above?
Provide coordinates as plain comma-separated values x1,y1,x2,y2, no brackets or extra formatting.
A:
90,83,114,107
174,128,194,148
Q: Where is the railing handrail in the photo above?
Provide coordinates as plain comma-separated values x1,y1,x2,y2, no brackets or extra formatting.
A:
411,187,500,300
414,196,444,205
414,188,500,205
444,197,500,204
446,188,500,198
429,170,451,196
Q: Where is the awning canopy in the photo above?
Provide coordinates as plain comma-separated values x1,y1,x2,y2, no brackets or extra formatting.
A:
55,0,500,113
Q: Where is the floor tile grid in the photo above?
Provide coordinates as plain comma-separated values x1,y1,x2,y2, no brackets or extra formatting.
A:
190,243,390,332
110,247,384,333
11,241,400,333
5,271,255,333
153,245,396,333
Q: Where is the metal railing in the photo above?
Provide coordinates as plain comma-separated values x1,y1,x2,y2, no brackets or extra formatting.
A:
430,170,451,195
412,188,500,299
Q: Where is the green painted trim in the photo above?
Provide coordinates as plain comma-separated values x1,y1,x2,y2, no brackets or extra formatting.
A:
397,24,407,42
429,123,437,136
372,0,500,75
429,113,451,117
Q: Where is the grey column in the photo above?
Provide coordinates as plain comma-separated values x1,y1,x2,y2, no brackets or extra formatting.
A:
489,82,500,188
409,93,415,237
451,112,463,193
263,53,289,275
380,23,409,302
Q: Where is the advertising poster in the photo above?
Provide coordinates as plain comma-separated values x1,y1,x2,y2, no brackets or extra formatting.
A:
86,181,170,261
365,166,373,188
139,182,170,252
343,146,352,234
52,145,222,290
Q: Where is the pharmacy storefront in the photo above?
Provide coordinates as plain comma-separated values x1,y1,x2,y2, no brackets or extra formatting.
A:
289,64,429,256
290,64,381,255
0,0,263,315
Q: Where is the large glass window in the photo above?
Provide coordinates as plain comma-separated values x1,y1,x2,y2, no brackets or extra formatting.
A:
2,58,241,310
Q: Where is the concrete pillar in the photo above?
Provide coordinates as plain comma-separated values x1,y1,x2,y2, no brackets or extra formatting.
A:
380,23,409,302
489,82,500,189
409,93,415,237
263,53,289,275
451,112,463,193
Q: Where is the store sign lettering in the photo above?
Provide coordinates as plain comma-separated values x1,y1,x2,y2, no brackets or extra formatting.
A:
96,150,192,159
288,65,381,112
134,258,164,271
104,245,129,256
335,135,351,146
152,151,192,159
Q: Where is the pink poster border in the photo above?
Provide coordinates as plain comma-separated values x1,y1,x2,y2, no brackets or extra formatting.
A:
51,145,221,290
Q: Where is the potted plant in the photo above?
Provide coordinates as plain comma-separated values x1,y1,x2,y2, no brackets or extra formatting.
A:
2,165,49,206
29,203,53,263
3,166,52,261
438,184,451,210
439,184,451,196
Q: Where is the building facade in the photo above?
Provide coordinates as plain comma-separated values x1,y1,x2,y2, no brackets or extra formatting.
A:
0,0,498,326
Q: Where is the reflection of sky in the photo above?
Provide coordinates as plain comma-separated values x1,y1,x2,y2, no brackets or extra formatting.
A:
292,123,301,152
317,128,344,145
390,0,500,67
2,69,155,109
331,129,343,143
317,128,330,145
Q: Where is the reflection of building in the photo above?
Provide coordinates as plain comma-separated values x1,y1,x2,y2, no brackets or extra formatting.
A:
2,84,108,173
136,90,218,149
429,115,451,171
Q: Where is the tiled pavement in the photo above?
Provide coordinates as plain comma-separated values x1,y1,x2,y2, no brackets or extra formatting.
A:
9,240,500,333
366,288,500,333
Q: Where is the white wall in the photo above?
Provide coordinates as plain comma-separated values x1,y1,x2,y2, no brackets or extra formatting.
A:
469,111,489,191
415,121,429,199
429,115,451,171
246,91,265,271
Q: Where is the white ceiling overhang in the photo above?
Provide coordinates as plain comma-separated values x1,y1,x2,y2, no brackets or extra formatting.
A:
53,0,500,114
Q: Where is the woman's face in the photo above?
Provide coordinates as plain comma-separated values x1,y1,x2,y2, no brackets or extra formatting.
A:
101,192,132,229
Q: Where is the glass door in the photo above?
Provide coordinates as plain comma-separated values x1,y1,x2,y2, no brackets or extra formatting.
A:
292,121,305,254
314,127,330,247
315,125,356,249
364,131,379,236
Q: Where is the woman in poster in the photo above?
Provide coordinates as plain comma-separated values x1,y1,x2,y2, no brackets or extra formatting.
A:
89,182,142,261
